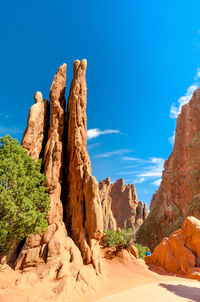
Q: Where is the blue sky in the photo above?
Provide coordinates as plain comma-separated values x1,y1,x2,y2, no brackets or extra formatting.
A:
1,0,200,208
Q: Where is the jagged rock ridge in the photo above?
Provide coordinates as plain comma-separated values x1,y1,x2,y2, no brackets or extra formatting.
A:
99,177,148,230
137,88,200,250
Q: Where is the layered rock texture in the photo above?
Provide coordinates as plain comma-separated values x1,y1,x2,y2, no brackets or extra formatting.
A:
145,216,200,280
99,177,148,230
14,60,103,294
137,88,200,250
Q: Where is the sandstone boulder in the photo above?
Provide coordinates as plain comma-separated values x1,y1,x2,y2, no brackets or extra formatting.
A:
145,216,200,280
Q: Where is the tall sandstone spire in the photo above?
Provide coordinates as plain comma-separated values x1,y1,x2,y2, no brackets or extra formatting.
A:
64,59,103,268
15,61,103,294
137,88,200,250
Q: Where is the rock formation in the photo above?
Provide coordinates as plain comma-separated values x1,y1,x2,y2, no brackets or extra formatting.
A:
145,216,200,280
99,177,117,230
43,63,66,225
14,60,103,294
137,88,200,250
22,91,50,161
99,177,148,230
64,59,103,269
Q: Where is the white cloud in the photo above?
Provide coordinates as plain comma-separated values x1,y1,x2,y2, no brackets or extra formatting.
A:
134,177,145,184
168,132,175,145
0,113,10,119
94,149,131,159
169,84,198,119
87,142,101,150
122,156,140,161
151,178,162,186
117,157,165,185
87,128,120,140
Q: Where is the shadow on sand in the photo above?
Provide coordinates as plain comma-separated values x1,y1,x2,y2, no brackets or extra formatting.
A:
159,283,200,302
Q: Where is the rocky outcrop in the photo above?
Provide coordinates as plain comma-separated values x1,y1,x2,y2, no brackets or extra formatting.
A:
43,63,66,225
21,91,50,161
99,178,148,230
145,216,200,280
99,177,117,231
15,60,103,295
64,59,103,269
137,88,200,250
15,64,67,271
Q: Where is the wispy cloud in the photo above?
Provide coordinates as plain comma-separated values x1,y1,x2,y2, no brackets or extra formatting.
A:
170,84,198,119
170,68,200,120
122,156,140,161
94,149,131,159
117,157,165,186
0,125,22,134
168,131,175,145
87,128,120,140
87,142,101,150
151,178,162,186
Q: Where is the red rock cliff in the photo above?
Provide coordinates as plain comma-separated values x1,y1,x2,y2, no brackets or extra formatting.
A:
137,88,200,250
99,178,148,230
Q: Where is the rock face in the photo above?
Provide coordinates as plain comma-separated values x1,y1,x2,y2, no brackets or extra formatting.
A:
137,88,200,250
15,64,67,271
145,216,200,280
99,177,117,231
43,63,66,225
99,178,148,230
22,91,50,161
15,60,103,293
64,59,103,268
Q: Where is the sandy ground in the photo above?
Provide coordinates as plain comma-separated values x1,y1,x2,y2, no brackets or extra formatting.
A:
94,280,200,302
0,249,199,302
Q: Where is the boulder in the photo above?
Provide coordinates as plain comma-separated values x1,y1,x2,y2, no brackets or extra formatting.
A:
145,216,200,280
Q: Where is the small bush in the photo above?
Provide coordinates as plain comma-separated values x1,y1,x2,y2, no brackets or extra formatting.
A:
135,243,149,259
103,228,135,250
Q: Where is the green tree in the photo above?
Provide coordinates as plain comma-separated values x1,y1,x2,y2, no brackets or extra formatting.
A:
0,135,50,258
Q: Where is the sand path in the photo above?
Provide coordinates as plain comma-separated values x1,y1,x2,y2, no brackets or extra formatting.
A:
94,280,200,302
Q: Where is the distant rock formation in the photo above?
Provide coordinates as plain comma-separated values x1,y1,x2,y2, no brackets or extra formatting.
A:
137,88,200,250
99,177,117,230
99,177,148,230
145,216,200,280
22,91,50,160
14,60,103,294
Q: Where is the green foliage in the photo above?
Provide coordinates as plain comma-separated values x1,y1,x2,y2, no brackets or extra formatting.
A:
103,228,135,250
135,243,149,260
0,135,50,257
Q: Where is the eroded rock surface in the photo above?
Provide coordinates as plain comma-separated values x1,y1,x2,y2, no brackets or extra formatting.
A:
64,59,103,269
99,177,117,231
22,91,50,161
145,216,200,280
15,64,67,271
137,88,200,250
99,178,148,230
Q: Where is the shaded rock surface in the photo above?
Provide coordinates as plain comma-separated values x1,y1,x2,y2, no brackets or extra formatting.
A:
99,178,148,230
145,216,200,280
137,88,200,250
